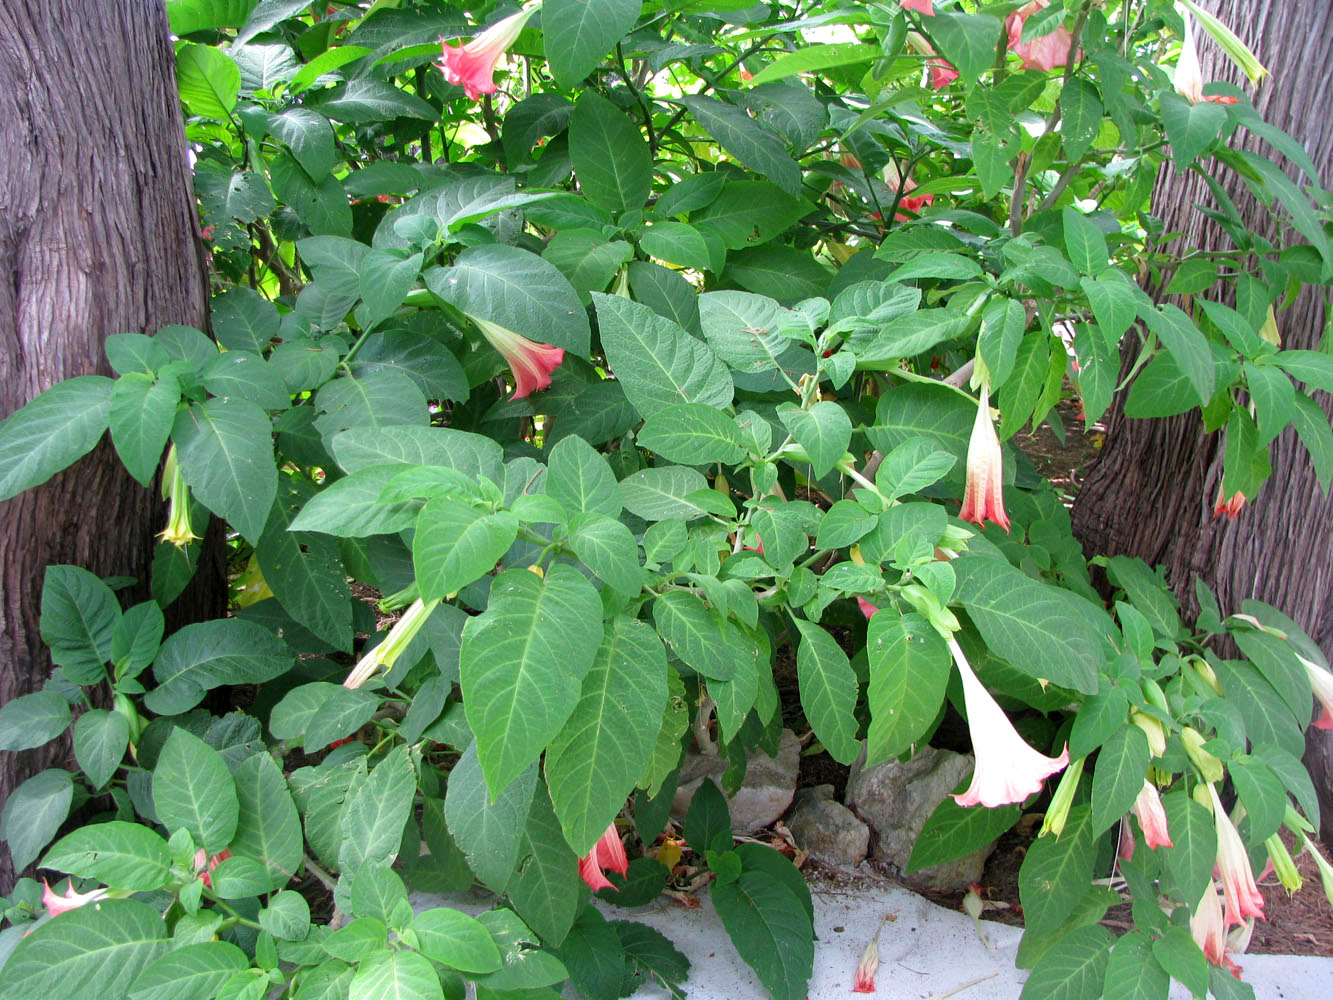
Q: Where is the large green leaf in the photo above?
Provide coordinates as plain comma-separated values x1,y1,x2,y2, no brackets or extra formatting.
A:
461,565,604,795
569,90,652,212
444,744,536,893
258,481,353,651
314,372,429,440
172,397,277,544
339,745,417,875
546,435,621,517
712,866,814,1000
953,557,1108,695
1211,657,1304,758
357,250,424,329
1160,92,1227,169
128,941,249,1000
176,42,240,120
1160,790,1217,907
413,499,518,601
313,77,437,123
230,751,303,889
546,618,669,854
653,591,736,681
1141,304,1214,406
930,10,1004,84
268,107,336,181
153,727,239,854
411,907,502,975
866,611,951,766
507,784,583,945
0,376,113,502
568,512,643,596
1019,806,1098,937
0,769,73,872
286,465,420,537
867,382,974,471
43,821,172,891
592,293,733,418
778,402,852,478
691,180,810,250
793,618,860,764
697,290,794,373
39,565,120,684
1090,726,1151,835
73,709,130,789
3,900,168,1000
0,690,70,752
640,403,746,465
109,374,180,486
908,795,1022,871
146,618,291,715
681,96,801,195
349,950,443,1000
618,465,711,521
544,0,642,88
1020,925,1113,1000
427,245,589,356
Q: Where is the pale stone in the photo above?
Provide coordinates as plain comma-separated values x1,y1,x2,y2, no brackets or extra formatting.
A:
671,729,801,833
785,784,870,865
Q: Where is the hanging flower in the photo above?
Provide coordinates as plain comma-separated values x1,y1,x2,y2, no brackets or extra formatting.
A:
437,2,541,101
1213,484,1246,519
42,879,110,917
1174,10,1241,105
948,638,1070,808
1132,780,1173,849
470,315,564,399
1005,0,1079,73
194,847,233,888
1191,881,1232,970
1207,784,1266,928
1299,653,1333,730
856,597,880,620
900,0,935,15
928,56,959,89
960,382,1010,531
344,597,443,689
158,444,200,548
578,822,629,892
882,160,934,221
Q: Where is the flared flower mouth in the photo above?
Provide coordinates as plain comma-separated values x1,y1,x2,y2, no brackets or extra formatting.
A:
437,2,541,100
470,315,564,398
578,822,629,891
1207,784,1266,927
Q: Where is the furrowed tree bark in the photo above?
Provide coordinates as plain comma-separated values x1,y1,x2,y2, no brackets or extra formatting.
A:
1070,0,1333,843
0,0,222,893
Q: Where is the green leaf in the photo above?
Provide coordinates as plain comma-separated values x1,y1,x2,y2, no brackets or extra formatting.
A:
357,250,423,329
1140,305,1215,406
129,941,249,1000
568,91,652,214
653,591,736,681
461,565,604,795
978,297,1027,390
349,950,443,1000
42,821,172,890
258,482,353,652
712,868,814,1000
260,891,311,941
153,727,239,854
1063,208,1109,276
268,108,336,181
339,745,416,875
0,690,71,752
697,290,795,374
427,245,589,357
146,618,291,715
314,77,437,123
778,402,851,478
546,435,621,518
1103,931,1170,1000
177,43,240,120
618,465,711,520
568,512,643,596
953,558,1107,695
73,709,130,789
1019,806,1098,936
681,96,800,196
546,618,667,854
201,353,288,411
0,769,73,872
231,751,303,889
544,0,642,88
640,404,746,465
445,744,536,893
109,374,179,486
747,42,879,86
792,619,860,765
39,565,119,683
908,794,1023,871
1160,92,1226,169
1222,408,1273,501
683,778,732,854
1275,349,1333,395
1059,78,1103,162
692,180,810,250
1090,726,1150,835
865,612,950,766
3,900,168,1000
287,465,420,537
638,221,712,271
412,907,502,975
269,152,352,236
1151,927,1209,999
1106,556,1181,639
1243,361,1296,445
876,439,957,501
1161,791,1216,906
1019,925,1113,1000
413,499,518,601
172,397,277,544
315,372,428,440
930,11,1004,85
867,382,974,471
0,376,114,502
1291,392,1333,492
271,683,378,751
592,293,733,418
507,783,583,945
544,230,634,301
1081,272,1138,344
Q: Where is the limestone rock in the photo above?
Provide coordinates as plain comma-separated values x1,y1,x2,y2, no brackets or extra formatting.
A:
844,746,995,891
671,729,801,834
785,784,870,865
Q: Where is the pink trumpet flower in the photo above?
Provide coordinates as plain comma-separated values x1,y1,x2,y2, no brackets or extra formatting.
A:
1207,784,1266,928
960,383,1010,531
900,0,935,15
1213,484,1246,519
437,2,541,101
948,638,1070,808
1298,653,1333,730
42,879,110,917
470,315,564,399
578,823,629,892
1006,0,1079,73
1174,11,1241,105
1132,780,1173,849
1192,880,1228,967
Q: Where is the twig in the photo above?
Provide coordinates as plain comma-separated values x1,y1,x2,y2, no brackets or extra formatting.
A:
919,973,999,1000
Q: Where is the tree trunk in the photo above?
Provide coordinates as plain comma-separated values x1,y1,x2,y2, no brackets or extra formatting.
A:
0,0,219,893
1070,0,1333,841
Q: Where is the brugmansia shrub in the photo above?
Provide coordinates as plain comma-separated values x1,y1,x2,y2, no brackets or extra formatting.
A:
2,1,1332,998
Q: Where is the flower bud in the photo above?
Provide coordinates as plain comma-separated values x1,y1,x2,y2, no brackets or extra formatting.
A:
1265,833,1302,895
1182,727,1225,784
343,597,442,689
1040,755,1085,838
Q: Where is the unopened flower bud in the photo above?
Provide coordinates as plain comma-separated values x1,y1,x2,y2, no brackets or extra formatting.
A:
1040,755,1085,838
1182,727,1225,784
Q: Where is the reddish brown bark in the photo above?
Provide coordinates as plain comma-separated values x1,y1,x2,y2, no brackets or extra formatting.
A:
0,0,220,892
1071,0,1333,842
